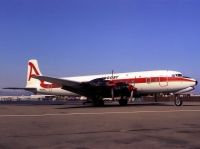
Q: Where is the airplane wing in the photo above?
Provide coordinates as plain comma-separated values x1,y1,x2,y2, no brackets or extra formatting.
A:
32,76,90,96
33,76,80,87
33,75,132,98
3,87,37,93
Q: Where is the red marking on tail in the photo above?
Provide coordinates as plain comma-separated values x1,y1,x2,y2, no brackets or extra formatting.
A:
28,62,61,89
28,62,40,81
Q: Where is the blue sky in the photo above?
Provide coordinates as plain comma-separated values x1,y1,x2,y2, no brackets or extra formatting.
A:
0,0,199,92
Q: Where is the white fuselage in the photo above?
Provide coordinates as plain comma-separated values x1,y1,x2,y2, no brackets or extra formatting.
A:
36,70,197,96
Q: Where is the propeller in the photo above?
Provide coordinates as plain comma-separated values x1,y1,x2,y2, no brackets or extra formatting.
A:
129,90,134,101
111,70,115,100
111,88,114,100
128,85,137,101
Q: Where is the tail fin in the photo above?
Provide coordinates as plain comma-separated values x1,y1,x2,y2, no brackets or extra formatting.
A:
26,59,42,88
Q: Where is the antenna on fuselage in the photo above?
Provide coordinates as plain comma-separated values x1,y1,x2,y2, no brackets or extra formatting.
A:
112,70,114,78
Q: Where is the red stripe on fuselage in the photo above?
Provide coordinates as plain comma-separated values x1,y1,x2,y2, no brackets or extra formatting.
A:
40,81,62,88
108,77,194,84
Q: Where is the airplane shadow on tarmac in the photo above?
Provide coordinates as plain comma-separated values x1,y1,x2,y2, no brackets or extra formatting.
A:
56,102,200,109
0,100,200,108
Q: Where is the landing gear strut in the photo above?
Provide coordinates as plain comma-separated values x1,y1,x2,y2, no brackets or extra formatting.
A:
174,95,183,106
154,94,158,102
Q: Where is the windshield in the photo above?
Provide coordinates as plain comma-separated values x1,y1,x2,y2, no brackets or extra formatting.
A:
172,74,183,77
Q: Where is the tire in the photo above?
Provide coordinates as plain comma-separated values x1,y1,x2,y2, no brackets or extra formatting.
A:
119,99,128,106
174,96,183,106
92,99,104,107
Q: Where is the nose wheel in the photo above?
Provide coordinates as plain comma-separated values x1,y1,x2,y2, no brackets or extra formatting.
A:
174,95,183,106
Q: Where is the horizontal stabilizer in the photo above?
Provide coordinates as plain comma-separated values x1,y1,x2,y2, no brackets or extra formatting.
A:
32,76,81,87
3,87,37,93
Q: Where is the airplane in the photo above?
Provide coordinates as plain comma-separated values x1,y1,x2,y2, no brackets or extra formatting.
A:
4,59,198,106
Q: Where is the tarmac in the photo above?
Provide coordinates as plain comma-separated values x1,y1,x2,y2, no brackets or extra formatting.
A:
0,101,200,149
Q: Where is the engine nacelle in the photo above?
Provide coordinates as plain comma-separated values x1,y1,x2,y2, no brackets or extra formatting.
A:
87,78,137,98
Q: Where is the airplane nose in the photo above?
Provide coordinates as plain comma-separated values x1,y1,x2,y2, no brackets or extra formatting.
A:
196,80,198,85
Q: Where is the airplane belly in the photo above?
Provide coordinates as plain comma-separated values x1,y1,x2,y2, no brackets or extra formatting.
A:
135,80,195,94
166,81,194,93
135,82,163,93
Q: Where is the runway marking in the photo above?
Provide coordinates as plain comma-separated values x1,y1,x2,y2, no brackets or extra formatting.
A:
0,109,200,117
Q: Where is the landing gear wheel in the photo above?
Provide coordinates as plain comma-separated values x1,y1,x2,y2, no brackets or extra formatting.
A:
174,96,183,106
93,99,104,107
119,99,128,106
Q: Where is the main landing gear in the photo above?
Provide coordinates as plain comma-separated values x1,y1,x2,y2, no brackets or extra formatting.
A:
92,98,105,107
118,96,128,106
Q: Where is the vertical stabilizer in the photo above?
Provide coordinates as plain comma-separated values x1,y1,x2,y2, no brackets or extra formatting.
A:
26,59,42,88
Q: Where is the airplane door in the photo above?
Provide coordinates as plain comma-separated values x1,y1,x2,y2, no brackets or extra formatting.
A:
146,77,151,84
131,77,136,87
48,84,52,92
159,76,168,87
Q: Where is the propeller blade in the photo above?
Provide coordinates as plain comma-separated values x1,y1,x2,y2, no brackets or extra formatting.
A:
111,88,114,100
129,90,134,101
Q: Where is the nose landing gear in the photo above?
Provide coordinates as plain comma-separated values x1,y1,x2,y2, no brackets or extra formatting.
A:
174,95,183,106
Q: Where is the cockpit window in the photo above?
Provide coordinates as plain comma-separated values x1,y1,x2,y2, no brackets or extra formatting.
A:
172,74,183,77
177,74,183,77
